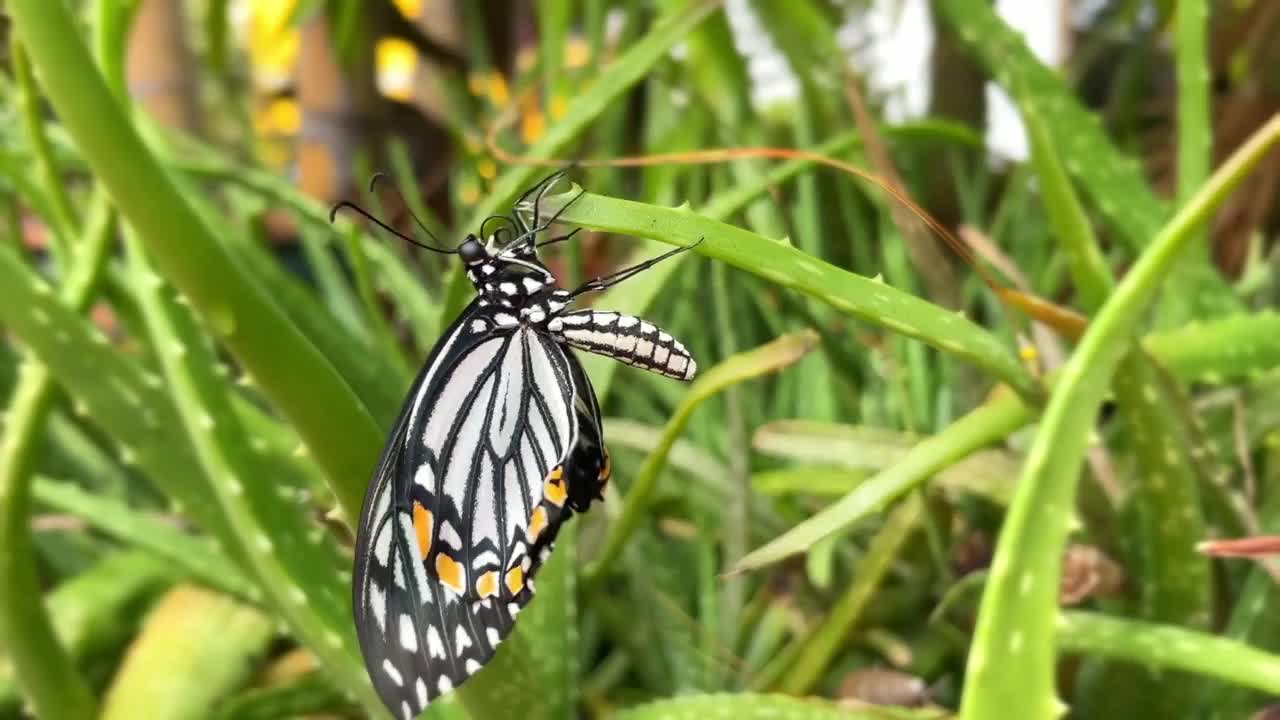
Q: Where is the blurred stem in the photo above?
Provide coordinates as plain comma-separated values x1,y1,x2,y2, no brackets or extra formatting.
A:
7,0,384,525
92,0,136,101
1175,0,1211,207
777,496,921,694
711,262,750,650
12,40,79,259
1020,87,1114,311
0,192,114,720
959,115,1280,720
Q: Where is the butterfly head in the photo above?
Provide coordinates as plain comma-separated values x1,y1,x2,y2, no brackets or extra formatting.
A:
458,234,487,265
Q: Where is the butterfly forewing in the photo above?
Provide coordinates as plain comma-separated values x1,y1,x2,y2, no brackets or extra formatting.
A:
353,300,594,718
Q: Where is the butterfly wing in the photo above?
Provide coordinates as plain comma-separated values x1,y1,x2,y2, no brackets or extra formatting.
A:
559,348,610,513
353,300,593,718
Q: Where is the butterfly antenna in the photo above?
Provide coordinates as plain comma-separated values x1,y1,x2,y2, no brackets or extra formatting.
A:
330,200,456,255
366,172,451,250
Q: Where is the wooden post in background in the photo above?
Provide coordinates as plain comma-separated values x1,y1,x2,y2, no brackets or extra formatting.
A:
296,13,379,203
127,0,201,134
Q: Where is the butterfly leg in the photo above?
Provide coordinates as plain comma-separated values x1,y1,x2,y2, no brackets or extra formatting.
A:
567,237,704,298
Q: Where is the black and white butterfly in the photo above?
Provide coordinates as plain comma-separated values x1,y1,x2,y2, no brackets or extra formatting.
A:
343,175,699,719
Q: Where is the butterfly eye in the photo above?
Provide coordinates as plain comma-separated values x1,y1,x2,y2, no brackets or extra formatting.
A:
458,235,486,264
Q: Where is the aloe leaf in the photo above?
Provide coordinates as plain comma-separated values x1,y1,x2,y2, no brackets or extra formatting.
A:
581,130,865,401
1019,79,1113,311
120,239,380,713
1175,0,1212,206
1059,611,1280,696
933,0,1162,250
1144,311,1280,384
31,477,254,600
7,0,384,524
935,0,1241,323
1114,354,1212,629
0,190,114,720
584,330,820,586
100,585,275,720
545,191,1042,402
612,693,946,720
1111,351,1212,716
957,117,1280,720
0,246,240,552
751,466,871,497
733,293,1280,577
753,420,1020,506
1023,48,1212,713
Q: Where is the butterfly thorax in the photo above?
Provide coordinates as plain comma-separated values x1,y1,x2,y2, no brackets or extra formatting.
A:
465,244,573,331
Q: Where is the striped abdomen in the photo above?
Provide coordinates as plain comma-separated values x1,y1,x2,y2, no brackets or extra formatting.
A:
547,310,697,381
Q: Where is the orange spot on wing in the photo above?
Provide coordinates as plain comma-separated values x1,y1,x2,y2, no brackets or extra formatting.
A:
413,503,433,559
544,466,567,507
505,566,524,595
476,571,498,598
435,552,464,592
598,453,612,482
528,507,548,540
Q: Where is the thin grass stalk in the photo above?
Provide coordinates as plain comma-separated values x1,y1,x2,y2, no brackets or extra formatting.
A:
11,40,79,259
777,497,922,694
583,331,820,588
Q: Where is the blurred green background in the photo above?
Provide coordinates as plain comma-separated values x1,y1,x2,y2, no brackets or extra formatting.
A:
1,1,1279,719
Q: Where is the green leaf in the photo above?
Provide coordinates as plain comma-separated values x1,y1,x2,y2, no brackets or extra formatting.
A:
0,551,172,714
0,192,114,720
209,670,355,720
1144,311,1280,384
544,190,1042,402
0,244,241,555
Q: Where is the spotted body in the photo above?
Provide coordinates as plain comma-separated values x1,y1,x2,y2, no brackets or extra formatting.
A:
352,186,698,719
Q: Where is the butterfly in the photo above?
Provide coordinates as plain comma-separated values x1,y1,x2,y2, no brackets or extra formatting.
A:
342,174,700,719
